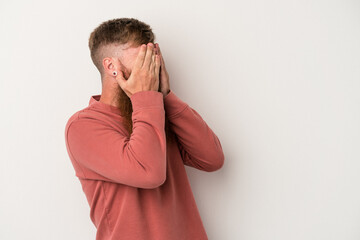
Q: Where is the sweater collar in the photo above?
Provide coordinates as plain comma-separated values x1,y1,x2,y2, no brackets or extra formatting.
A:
89,94,122,115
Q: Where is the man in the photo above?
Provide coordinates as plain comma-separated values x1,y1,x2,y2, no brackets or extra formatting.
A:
64,17,224,240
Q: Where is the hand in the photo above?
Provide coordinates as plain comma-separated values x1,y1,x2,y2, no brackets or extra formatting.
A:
114,43,161,98
154,43,170,97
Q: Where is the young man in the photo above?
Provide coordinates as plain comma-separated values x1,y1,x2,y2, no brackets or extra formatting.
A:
64,17,224,240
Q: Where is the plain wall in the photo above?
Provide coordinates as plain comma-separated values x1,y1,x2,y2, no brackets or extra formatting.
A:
1,0,359,239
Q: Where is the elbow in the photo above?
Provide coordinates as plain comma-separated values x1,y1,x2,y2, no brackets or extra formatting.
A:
152,175,167,188
206,151,225,172
142,163,167,189
206,135,225,172
144,173,166,189
136,153,167,189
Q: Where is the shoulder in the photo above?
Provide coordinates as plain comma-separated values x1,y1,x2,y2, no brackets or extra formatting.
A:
65,106,128,138
65,106,104,132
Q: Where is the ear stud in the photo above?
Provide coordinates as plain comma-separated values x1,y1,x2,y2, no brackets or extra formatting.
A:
112,71,117,76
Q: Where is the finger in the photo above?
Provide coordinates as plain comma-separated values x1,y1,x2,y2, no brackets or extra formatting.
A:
143,43,154,70
150,55,157,78
154,43,159,55
133,44,147,70
151,50,155,66
154,54,160,79
115,69,127,89
156,43,165,67
149,50,156,72
153,43,161,69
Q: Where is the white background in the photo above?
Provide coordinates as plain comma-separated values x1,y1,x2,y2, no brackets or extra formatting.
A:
1,0,359,239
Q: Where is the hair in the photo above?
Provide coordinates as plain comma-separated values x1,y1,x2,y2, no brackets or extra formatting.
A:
88,18,175,144
88,17,155,79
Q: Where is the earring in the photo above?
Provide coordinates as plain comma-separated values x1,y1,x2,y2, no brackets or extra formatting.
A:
112,71,117,76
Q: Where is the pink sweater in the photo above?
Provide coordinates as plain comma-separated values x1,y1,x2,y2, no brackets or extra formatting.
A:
64,90,224,240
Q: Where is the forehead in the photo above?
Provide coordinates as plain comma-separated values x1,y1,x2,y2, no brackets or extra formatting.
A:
120,42,142,54
124,47,141,57
113,41,152,61
118,43,141,59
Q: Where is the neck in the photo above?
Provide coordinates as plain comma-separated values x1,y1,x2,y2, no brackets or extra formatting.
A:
99,78,122,109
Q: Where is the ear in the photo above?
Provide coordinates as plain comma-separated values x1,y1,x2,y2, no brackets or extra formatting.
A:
103,57,114,76
102,57,122,75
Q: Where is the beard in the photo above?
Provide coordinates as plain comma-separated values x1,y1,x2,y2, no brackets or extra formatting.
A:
113,83,175,144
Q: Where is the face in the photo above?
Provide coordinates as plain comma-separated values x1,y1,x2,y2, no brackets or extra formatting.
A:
110,42,153,113
115,42,144,80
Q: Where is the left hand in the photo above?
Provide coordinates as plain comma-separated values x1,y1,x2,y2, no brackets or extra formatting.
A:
154,43,170,97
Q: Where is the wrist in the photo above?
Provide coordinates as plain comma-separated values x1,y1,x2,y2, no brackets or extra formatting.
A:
162,89,170,97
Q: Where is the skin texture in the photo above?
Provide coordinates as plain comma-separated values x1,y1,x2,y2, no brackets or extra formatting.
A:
99,42,170,110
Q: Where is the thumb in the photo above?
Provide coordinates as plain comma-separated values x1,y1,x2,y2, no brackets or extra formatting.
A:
115,70,127,88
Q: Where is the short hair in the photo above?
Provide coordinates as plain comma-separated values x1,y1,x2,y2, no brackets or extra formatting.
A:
88,17,155,80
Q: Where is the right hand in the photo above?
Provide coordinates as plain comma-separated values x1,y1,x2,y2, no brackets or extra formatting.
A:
114,43,161,98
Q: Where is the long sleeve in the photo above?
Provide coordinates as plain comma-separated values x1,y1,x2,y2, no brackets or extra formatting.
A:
163,89,224,172
65,90,167,189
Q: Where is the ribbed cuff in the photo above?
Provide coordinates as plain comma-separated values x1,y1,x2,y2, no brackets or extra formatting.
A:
163,89,189,118
130,90,164,112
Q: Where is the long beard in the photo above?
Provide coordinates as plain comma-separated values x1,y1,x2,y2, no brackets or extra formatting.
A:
114,85,175,144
